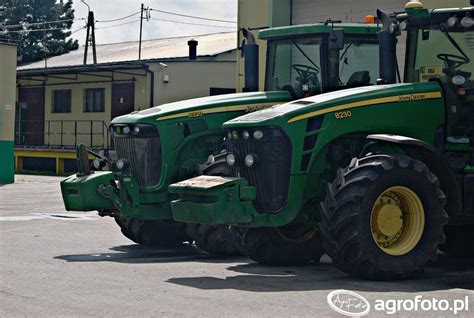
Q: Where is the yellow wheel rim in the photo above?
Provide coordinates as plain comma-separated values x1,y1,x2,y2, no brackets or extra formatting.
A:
370,186,425,256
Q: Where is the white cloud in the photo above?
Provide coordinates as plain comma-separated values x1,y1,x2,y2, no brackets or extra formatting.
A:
71,0,237,45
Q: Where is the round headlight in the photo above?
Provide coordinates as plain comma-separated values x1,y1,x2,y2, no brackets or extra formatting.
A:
452,75,467,86
226,153,236,166
242,130,250,140
116,159,128,170
227,131,232,139
132,126,140,135
244,154,254,167
122,126,130,135
447,16,459,27
253,130,263,140
388,23,397,34
92,158,101,170
461,16,473,28
399,20,408,31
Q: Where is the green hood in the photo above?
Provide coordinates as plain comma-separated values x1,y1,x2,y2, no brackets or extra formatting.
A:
223,82,443,127
111,91,292,124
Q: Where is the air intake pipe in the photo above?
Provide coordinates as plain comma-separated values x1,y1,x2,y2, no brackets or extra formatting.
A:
377,10,397,84
242,28,259,92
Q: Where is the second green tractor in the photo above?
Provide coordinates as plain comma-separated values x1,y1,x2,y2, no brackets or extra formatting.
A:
170,2,474,279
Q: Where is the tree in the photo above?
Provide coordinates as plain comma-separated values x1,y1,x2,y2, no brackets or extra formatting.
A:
0,0,79,64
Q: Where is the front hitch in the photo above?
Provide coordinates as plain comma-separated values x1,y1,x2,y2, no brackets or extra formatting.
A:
61,144,140,216
61,171,116,211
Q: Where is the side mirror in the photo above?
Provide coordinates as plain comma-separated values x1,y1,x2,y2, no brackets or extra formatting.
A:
329,29,344,50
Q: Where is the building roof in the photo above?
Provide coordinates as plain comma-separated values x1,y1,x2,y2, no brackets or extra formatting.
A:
259,23,379,40
18,32,237,71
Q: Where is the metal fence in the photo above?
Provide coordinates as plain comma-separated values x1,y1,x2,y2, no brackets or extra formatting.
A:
15,120,110,150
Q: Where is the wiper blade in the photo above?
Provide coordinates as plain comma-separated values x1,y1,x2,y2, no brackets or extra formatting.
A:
440,26,471,63
290,39,320,71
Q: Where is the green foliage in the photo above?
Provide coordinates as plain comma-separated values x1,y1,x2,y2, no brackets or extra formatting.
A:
0,0,79,64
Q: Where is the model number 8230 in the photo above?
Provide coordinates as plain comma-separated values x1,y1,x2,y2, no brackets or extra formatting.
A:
334,110,352,119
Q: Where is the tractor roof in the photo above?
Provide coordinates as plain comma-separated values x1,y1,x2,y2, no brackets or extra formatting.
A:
259,23,380,40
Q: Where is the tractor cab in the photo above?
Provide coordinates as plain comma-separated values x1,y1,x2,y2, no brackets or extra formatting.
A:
397,6,474,151
261,22,380,99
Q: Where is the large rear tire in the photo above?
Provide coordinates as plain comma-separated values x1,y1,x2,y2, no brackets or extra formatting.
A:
186,223,241,256
319,154,448,280
115,215,191,247
230,223,325,266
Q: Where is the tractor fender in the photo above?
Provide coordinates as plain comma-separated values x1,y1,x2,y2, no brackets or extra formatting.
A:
366,134,462,219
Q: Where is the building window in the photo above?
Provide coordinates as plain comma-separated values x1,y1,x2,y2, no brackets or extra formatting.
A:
52,90,71,113
84,88,105,112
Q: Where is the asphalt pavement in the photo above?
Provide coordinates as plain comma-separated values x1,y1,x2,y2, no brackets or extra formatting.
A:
1,175,473,317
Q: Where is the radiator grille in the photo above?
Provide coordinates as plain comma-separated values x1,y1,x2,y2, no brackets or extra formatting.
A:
113,136,162,187
227,127,292,213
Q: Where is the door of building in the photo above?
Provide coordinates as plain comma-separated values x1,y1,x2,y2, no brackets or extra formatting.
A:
17,87,45,146
111,83,135,120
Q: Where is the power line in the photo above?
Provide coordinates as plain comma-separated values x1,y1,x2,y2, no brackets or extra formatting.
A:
149,8,237,24
149,17,237,29
1,27,72,34
0,18,83,29
95,19,141,30
96,11,141,23
70,26,86,35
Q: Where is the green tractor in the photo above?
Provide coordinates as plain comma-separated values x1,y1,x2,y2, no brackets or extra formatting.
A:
169,1,474,279
61,22,382,255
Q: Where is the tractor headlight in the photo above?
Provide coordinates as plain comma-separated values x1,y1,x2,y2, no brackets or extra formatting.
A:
92,158,102,170
389,23,398,34
253,130,263,140
447,16,459,27
226,153,236,166
115,159,129,170
452,75,467,86
132,126,140,135
122,126,130,135
242,130,250,140
399,20,408,31
461,16,473,28
227,131,232,139
244,154,255,167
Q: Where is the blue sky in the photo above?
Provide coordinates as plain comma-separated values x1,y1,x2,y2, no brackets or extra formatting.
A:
71,0,237,45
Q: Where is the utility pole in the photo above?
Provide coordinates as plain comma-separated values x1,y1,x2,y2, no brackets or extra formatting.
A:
139,3,144,60
83,11,97,65
43,21,48,68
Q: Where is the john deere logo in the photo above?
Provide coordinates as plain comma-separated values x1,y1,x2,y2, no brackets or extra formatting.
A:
398,94,426,102
327,290,370,317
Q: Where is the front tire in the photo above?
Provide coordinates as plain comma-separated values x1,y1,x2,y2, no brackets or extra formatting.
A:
185,154,242,256
186,223,241,256
230,223,325,266
115,215,191,247
319,154,448,280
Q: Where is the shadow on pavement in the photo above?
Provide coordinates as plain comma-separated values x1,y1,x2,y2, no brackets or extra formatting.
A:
166,254,474,293
54,244,247,264
56,245,474,292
